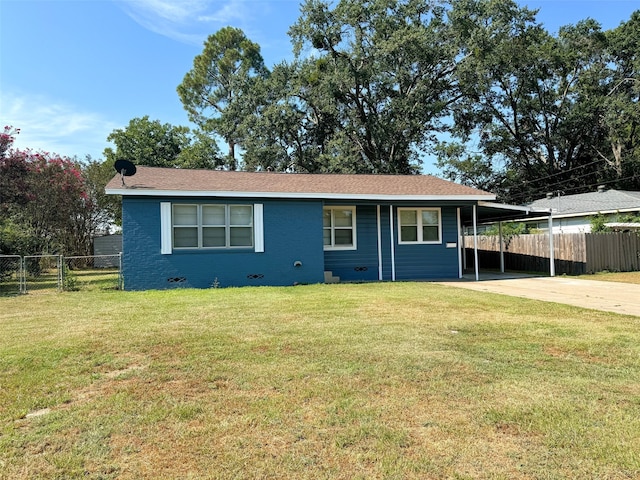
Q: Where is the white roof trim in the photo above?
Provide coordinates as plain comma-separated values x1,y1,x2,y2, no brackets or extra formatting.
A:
105,188,495,202
515,206,640,222
477,201,550,214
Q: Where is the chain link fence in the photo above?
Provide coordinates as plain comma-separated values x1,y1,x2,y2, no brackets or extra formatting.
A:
0,254,122,296
0,255,22,296
24,255,62,293
64,255,122,291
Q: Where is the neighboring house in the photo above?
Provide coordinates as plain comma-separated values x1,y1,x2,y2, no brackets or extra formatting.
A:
93,234,122,267
105,166,507,290
520,188,640,233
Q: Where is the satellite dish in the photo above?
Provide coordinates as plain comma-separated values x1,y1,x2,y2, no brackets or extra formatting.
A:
114,160,137,186
114,159,137,176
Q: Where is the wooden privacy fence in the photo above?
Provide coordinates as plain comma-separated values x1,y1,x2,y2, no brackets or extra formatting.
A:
463,232,640,275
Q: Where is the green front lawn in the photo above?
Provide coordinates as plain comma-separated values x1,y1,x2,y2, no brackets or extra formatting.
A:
1,283,639,479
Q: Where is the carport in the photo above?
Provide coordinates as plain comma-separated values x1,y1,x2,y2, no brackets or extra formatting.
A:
459,201,552,281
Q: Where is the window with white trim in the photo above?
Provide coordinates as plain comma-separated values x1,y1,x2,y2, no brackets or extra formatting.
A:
398,208,442,244
323,206,356,250
172,204,253,249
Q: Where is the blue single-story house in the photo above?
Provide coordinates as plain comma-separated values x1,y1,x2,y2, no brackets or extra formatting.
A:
105,166,534,290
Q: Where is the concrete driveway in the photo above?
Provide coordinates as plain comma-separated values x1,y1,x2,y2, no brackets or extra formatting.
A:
437,273,640,317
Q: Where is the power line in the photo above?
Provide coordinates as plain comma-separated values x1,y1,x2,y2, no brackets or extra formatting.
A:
483,156,613,204
517,157,607,187
506,173,640,205
556,174,640,196
505,167,614,203
529,165,610,192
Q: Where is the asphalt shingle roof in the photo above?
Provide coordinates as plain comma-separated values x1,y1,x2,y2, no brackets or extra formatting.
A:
527,189,640,215
105,166,494,200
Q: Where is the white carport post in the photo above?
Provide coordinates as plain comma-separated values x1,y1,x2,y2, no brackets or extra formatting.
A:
457,208,463,278
389,205,396,281
473,204,479,281
376,205,383,281
549,210,555,277
498,221,505,273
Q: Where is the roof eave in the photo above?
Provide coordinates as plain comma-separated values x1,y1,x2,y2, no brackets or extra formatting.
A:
478,200,550,215
104,188,495,202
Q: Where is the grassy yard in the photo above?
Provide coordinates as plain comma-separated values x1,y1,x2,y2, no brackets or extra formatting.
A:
1,283,639,479
578,271,640,285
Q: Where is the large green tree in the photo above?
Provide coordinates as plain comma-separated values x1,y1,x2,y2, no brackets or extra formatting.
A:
177,27,268,170
178,129,225,170
175,1,640,196
598,11,640,185
240,60,347,173
439,1,640,203
287,0,459,174
104,116,221,170
444,0,573,201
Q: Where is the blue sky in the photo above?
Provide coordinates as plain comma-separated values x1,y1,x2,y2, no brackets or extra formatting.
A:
1,0,638,172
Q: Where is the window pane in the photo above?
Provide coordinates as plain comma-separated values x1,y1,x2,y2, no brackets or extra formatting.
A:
174,227,198,247
333,209,353,227
203,227,225,247
230,205,252,226
323,209,332,228
202,205,225,225
422,210,438,226
323,229,331,246
334,229,353,246
401,226,417,242
400,210,417,225
230,227,252,246
423,226,439,242
173,205,197,225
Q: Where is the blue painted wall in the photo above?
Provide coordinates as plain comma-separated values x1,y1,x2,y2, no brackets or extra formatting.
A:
122,197,466,290
122,197,325,290
393,206,460,280
323,205,380,282
323,204,461,281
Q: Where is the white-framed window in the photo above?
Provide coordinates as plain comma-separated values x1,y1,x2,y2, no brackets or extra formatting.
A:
398,208,442,244
172,204,253,249
323,206,357,250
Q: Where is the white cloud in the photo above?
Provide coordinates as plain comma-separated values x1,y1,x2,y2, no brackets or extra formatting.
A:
127,0,209,22
1,91,118,160
119,0,251,45
196,0,247,24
